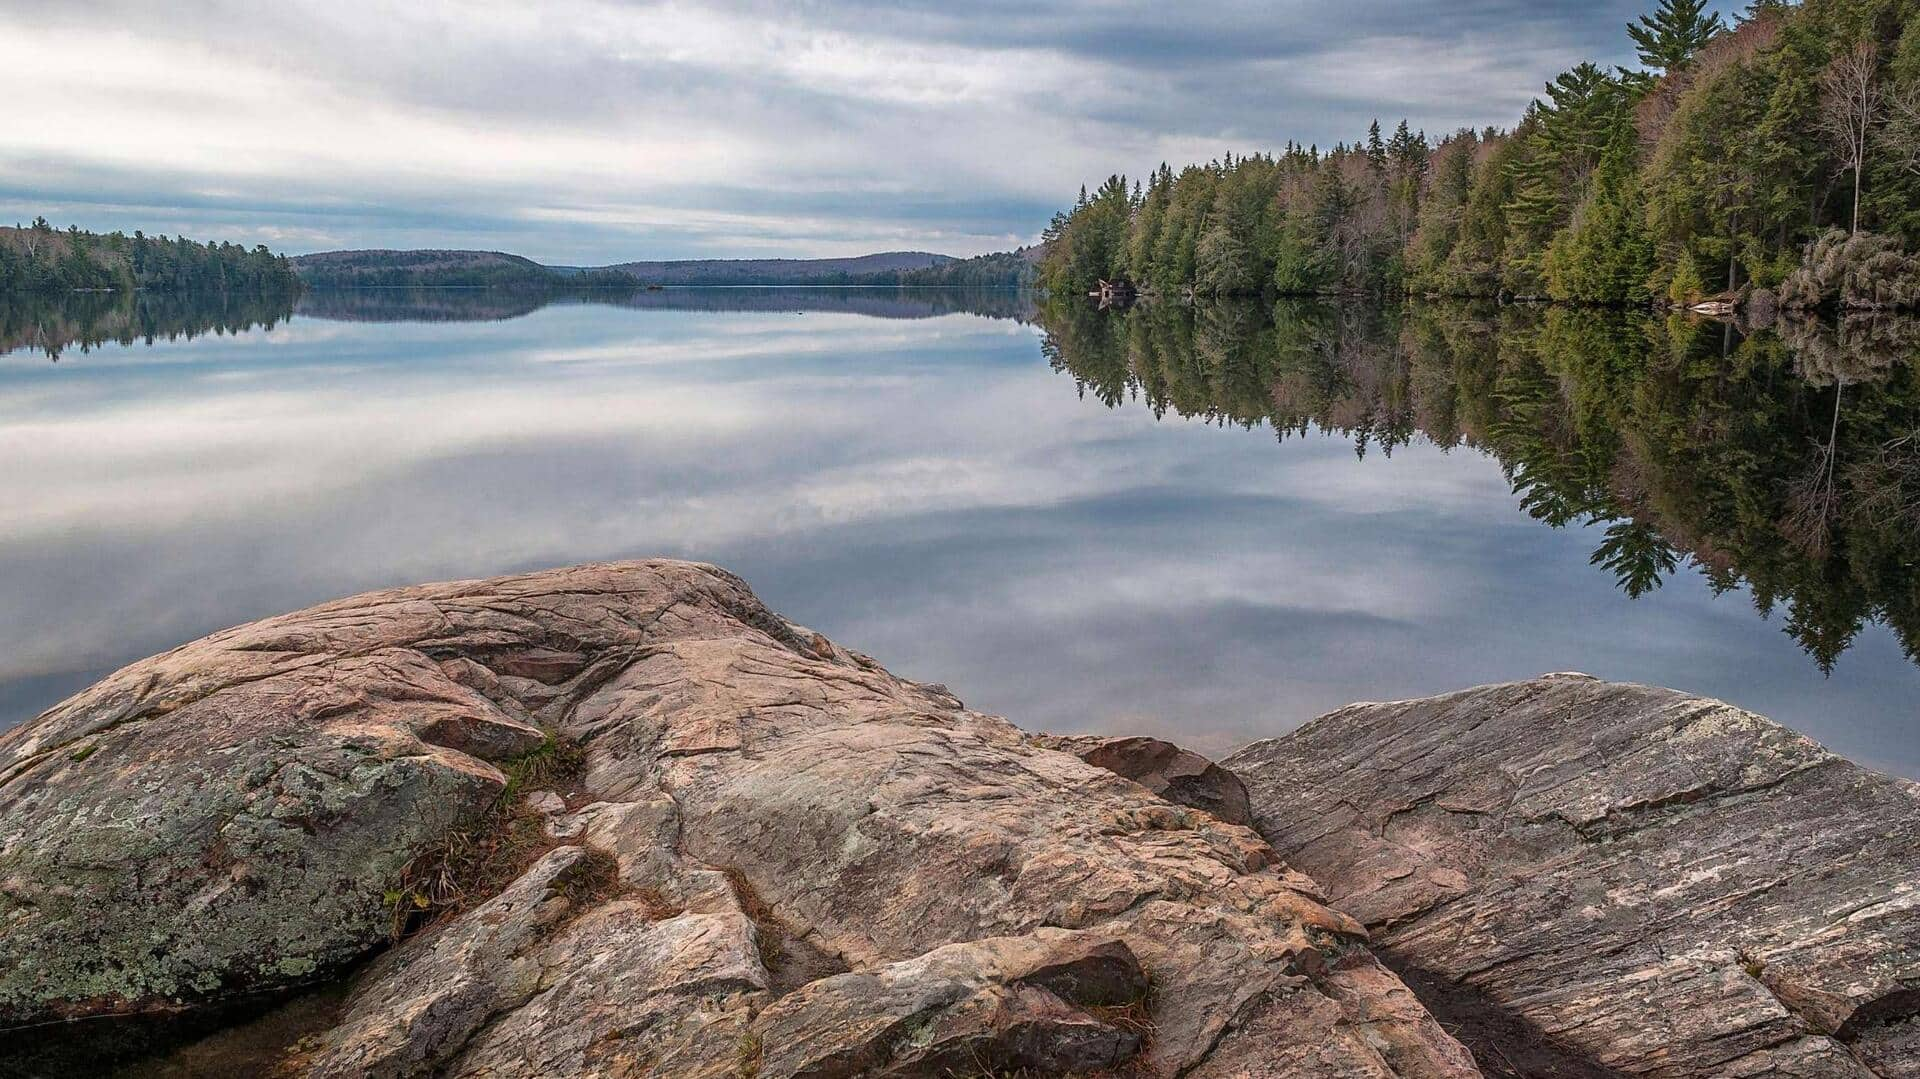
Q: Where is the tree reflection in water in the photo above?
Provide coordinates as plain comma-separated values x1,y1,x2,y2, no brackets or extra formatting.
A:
0,286,1041,362
1040,298,1920,672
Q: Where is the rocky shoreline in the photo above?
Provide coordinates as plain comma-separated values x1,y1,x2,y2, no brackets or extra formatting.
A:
0,561,1914,1077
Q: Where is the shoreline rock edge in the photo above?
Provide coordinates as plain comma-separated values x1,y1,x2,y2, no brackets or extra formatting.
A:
1,560,1476,1077
1225,673,1920,1078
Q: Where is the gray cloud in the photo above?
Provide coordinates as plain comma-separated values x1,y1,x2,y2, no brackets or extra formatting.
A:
0,1,1742,260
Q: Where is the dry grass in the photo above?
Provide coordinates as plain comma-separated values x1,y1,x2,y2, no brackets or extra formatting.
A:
383,731,586,938
721,867,789,967
629,885,684,921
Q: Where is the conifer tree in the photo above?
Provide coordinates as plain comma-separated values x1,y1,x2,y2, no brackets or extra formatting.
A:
1629,0,1725,75
1546,116,1656,302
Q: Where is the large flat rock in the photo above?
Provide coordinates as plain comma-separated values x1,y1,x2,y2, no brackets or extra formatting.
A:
0,561,1478,1077
1224,674,1920,1078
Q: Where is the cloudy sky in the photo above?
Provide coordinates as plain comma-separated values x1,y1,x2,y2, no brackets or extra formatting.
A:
2,0,1732,263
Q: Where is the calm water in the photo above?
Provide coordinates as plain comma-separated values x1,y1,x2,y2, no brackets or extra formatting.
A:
2,288,1916,775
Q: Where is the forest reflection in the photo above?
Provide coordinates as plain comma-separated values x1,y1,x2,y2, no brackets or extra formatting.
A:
0,286,1041,361
1039,299,1920,672
0,289,299,361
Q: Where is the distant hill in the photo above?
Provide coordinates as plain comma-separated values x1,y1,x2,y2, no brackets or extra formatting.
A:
290,246,1038,289
290,249,638,288
291,285,1039,325
581,251,952,285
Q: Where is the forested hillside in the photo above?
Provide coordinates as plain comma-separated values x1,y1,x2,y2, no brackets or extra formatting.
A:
595,251,963,285
1041,0,1920,309
291,248,1033,287
0,219,302,294
882,248,1039,287
293,249,646,288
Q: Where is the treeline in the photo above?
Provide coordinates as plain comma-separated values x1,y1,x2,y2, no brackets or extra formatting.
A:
0,218,302,295
291,248,1038,289
294,284,1038,324
1039,296,1920,669
1041,0,1920,310
876,250,1038,288
305,266,644,288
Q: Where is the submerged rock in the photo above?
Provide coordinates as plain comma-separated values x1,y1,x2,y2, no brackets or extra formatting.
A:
1225,674,1920,1078
0,561,1477,1077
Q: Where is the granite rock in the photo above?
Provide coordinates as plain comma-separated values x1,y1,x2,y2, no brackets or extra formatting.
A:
2,561,1478,1077
1225,674,1920,1078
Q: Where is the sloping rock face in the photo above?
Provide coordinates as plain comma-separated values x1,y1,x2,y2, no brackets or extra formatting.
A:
0,561,1478,1077
1224,674,1920,1079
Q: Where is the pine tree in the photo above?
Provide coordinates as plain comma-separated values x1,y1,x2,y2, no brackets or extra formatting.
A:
1629,0,1726,75
1668,250,1707,304
1546,116,1656,303
1737,1,1789,29
1539,63,1628,174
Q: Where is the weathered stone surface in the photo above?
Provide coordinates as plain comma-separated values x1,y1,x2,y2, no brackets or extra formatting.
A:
1032,734,1253,825
707,929,1150,1079
307,845,656,1079
1225,674,1920,1078
2,561,1478,1077
0,644,523,1018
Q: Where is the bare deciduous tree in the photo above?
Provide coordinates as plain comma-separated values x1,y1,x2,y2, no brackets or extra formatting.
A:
1818,41,1883,235
1888,80,1920,178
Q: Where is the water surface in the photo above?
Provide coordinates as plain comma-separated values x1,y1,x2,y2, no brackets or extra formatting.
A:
3,287,1915,775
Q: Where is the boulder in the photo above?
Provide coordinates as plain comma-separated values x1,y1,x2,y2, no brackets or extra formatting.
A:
1030,734,1253,825
0,561,1478,1077
1225,674,1920,1078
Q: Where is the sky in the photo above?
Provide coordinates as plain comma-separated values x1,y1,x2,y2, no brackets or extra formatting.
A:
0,0,1738,263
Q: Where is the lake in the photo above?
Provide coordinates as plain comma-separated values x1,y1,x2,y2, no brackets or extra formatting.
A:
2,287,1915,776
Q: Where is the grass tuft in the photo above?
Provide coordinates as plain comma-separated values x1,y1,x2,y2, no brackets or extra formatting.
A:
383,730,587,939
721,867,788,967
734,1030,763,1078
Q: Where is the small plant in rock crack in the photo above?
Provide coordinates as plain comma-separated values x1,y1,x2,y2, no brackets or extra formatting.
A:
505,733,587,796
722,867,788,967
384,730,586,938
734,1030,763,1078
